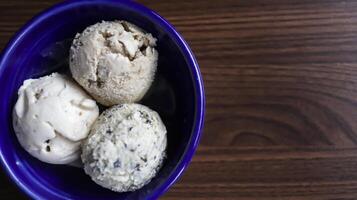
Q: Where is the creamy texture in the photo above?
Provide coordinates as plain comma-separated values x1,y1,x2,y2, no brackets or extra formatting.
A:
13,73,99,164
70,21,158,106
82,104,167,192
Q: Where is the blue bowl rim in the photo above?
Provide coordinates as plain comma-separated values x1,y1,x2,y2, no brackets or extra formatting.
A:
0,0,205,199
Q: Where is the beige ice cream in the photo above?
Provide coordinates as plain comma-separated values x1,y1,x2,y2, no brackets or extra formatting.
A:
82,104,167,192
69,21,158,106
13,73,99,164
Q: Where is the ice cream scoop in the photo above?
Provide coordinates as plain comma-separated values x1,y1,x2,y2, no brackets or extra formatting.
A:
81,104,167,192
12,73,99,164
69,20,158,106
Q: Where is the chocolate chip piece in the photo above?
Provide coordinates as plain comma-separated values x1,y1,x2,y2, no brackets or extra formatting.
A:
96,80,103,88
88,80,96,87
34,89,43,100
122,22,131,32
113,160,121,168
140,156,147,162
46,146,51,152
135,163,141,171
139,45,147,53
106,129,112,134
139,111,145,117
45,139,50,143
128,127,133,131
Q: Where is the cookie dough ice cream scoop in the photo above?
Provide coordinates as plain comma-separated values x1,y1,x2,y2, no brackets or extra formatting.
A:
70,21,158,106
12,73,99,164
81,104,167,192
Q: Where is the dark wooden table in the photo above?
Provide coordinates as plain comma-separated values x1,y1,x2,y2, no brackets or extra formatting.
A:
2,0,357,199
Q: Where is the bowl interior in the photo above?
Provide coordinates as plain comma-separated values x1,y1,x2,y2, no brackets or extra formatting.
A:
0,1,198,199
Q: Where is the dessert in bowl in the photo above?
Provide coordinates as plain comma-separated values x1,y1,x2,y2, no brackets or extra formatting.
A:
0,0,204,199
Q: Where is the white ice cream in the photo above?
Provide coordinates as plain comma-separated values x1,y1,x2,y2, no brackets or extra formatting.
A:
70,21,158,106
13,73,99,164
81,104,167,192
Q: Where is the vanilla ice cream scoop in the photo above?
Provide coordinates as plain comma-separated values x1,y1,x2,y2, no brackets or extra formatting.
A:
12,73,99,164
70,20,158,106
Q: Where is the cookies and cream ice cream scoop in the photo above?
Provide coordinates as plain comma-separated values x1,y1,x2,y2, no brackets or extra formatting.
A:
69,21,158,106
12,73,99,164
81,103,167,192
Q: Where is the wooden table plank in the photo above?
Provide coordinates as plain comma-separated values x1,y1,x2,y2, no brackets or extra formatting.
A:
2,0,357,199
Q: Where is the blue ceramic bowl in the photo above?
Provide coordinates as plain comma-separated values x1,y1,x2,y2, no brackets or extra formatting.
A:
0,0,204,199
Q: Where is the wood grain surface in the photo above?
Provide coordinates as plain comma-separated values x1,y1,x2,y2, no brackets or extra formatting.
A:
2,0,357,199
